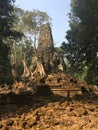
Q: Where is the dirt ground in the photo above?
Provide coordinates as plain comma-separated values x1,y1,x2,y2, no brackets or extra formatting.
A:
0,72,98,130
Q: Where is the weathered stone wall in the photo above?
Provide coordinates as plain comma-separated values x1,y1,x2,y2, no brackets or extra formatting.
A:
37,23,54,73
37,23,54,54
37,23,66,73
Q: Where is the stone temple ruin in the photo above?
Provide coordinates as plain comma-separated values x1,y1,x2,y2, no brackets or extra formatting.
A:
22,23,66,79
37,23,66,74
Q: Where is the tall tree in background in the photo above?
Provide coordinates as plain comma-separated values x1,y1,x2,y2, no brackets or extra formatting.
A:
62,0,98,85
13,8,51,77
0,0,22,84
14,8,51,53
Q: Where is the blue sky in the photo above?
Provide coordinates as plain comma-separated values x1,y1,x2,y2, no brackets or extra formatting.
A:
15,0,71,46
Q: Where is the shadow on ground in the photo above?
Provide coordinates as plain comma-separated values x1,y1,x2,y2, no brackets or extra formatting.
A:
0,86,98,120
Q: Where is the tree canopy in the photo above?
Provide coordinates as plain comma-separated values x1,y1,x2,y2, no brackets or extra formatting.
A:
0,0,22,84
61,0,98,85
13,8,51,51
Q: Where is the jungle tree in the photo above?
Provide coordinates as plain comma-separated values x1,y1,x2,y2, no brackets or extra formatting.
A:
62,0,98,85
13,8,52,78
0,0,22,84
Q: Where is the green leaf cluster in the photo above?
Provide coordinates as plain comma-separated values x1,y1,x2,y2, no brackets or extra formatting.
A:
0,0,22,84
62,0,98,85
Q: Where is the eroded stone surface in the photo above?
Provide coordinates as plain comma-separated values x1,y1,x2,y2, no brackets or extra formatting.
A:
0,94,98,130
37,23,66,73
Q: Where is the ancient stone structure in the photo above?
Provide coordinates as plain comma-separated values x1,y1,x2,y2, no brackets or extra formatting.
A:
27,23,66,80
37,23,54,72
37,23,66,73
37,23,54,55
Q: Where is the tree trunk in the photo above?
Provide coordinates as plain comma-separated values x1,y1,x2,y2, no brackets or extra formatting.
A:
21,59,30,77
12,62,18,78
30,56,46,78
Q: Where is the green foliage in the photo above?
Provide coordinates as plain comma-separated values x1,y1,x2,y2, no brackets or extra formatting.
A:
62,0,98,85
10,37,34,75
13,8,51,49
0,0,14,84
55,46,65,56
0,0,23,84
10,7,52,75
